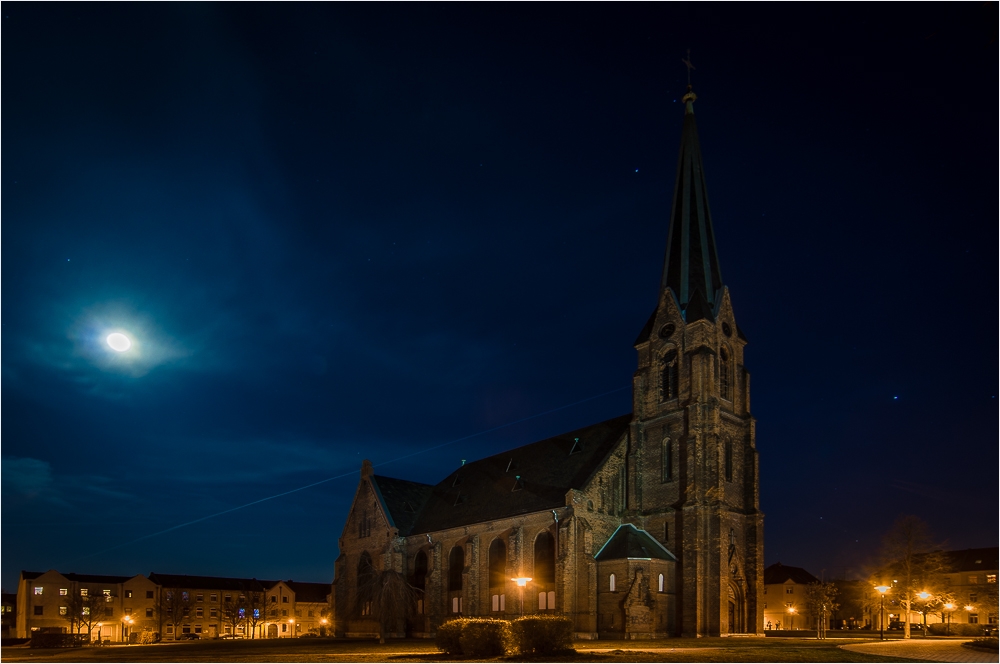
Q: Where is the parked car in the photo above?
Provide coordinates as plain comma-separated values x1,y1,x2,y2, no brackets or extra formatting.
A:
177,633,201,640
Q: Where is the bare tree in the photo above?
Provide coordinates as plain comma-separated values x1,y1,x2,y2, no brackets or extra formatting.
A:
160,589,191,640
75,590,112,641
61,590,84,635
878,515,946,639
804,582,840,638
358,569,417,644
245,589,268,639
220,592,246,637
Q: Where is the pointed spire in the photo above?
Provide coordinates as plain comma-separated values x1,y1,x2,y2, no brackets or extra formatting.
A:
660,85,724,316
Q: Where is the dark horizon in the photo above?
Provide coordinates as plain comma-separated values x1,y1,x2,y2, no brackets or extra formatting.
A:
2,3,997,592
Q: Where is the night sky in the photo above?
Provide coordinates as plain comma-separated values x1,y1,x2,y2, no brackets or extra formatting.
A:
3,4,997,592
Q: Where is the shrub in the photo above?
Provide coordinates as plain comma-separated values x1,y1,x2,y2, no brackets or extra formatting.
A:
510,615,574,655
29,633,83,648
928,623,985,637
459,619,511,657
435,618,468,655
965,637,998,651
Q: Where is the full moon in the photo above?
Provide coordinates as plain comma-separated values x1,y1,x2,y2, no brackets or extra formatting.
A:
106,332,132,352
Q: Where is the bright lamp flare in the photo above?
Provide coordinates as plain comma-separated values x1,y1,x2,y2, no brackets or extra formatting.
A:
106,333,132,352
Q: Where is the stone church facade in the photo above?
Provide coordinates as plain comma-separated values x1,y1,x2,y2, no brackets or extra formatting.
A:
332,87,764,639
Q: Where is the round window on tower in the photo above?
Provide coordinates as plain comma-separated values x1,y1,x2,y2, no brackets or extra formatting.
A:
658,323,676,339
721,322,732,337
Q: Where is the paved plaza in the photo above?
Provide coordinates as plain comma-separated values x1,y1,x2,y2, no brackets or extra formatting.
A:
840,639,998,663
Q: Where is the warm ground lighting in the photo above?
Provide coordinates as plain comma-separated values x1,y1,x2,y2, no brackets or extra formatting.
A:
106,332,132,352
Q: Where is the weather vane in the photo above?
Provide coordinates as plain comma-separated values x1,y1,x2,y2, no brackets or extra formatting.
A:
682,49,696,85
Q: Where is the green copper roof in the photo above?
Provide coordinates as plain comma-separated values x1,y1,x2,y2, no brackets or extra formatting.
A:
661,87,724,316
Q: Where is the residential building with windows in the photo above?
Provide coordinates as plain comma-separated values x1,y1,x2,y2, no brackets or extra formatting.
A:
15,571,159,641
16,570,331,640
762,563,818,631
2,592,16,638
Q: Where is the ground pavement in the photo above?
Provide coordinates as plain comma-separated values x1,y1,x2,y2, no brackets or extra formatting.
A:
840,639,998,663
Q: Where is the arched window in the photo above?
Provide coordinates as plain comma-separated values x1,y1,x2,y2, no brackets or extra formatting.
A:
609,574,616,592
719,346,732,401
357,551,375,617
661,350,679,401
725,439,734,481
488,539,507,588
412,550,428,591
448,545,464,591
662,437,673,482
658,574,664,593
534,532,555,584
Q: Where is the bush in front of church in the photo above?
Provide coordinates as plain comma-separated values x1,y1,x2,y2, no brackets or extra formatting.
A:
459,619,511,657
509,615,574,655
435,618,468,655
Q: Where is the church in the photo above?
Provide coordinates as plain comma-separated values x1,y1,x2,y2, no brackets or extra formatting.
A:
332,87,764,639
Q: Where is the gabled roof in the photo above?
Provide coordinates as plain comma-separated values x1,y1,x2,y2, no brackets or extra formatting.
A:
763,563,819,585
62,572,134,584
376,413,631,535
594,523,676,562
148,573,267,592
285,581,331,604
371,475,434,536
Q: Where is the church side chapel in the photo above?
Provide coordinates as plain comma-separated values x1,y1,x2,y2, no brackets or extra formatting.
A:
332,86,764,639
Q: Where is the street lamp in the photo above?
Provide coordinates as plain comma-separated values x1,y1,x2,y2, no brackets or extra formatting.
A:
511,577,532,618
288,618,295,638
944,603,954,636
875,585,890,641
787,606,796,630
97,622,103,645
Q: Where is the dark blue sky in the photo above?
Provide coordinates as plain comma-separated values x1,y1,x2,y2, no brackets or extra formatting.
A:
3,4,996,591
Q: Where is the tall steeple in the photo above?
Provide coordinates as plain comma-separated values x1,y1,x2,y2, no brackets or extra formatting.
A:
660,86,724,319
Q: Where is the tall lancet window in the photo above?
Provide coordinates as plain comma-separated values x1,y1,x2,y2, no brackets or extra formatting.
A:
662,438,673,482
661,350,678,401
719,346,732,401
724,438,733,482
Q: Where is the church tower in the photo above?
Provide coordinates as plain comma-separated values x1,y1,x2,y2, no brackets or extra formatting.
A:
628,86,764,637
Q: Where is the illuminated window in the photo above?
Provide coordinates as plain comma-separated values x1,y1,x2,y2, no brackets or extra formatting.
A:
988,575,997,584
239,609,245,619
81,588,88,597
59,588,68,596
253,609,259,619
182,592,189,601
969,576,980,584
609,574,616,592
658,574,664,593
83,607,91,615
34,587,43,595
126,590,132,598
59,606,68,616
103,589,111,597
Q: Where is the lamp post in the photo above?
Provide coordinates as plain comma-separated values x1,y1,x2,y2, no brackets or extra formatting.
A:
916,592,930,637
122,614,134,644
97,622,103,645
944,603,954,636
511,577,532,618
320,617,328,637
875,585,890,641
787,606,796,630
288,618,295,638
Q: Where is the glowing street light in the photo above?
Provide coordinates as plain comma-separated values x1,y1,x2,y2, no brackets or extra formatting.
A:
122,614,134,644
787,606,797,631
875,585,891,641
916,591,930,600
511,577,532,618
288,618,295,638
944,602,954,635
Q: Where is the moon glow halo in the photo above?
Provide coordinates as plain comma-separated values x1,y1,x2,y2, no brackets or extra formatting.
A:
106,332,132,352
